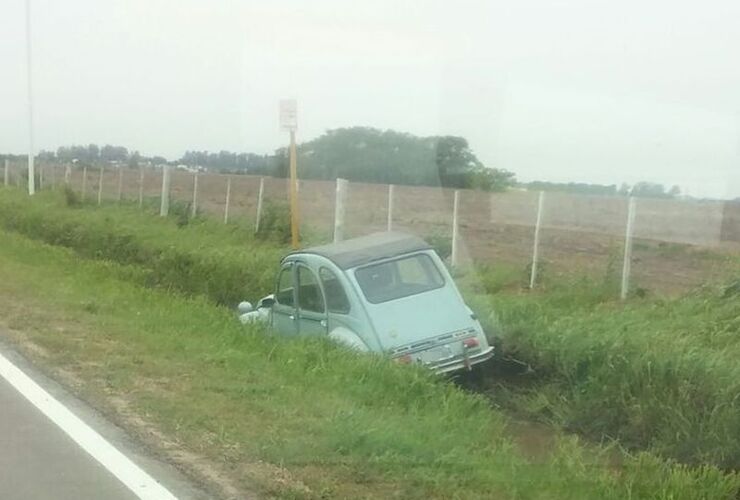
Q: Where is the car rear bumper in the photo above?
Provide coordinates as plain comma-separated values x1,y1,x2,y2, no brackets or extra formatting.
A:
429,346,495,375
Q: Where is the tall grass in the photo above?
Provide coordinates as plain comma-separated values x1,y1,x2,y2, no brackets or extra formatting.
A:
0,227,738,498
2,188,739,477
0,189,282,305
471,274,740,470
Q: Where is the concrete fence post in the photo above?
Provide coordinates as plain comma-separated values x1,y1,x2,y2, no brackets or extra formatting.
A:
191,172,199,218
387,184,395,231
138,167,145,208
38,166,43,191
621,197,637,300
333,178,348,243
64,164,71,185
3,159,8,186
159,165,170,216
529,191,546,288
223,176,232,224
97,166,104,205
81,166,88,201
255,177,264,233
116,168,123,202
451,190,460,267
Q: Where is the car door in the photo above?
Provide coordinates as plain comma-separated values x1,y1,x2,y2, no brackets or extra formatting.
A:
271,263,298,336
296,264,328,336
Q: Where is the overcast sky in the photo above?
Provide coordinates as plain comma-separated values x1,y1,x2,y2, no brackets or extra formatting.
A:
2,0,739,198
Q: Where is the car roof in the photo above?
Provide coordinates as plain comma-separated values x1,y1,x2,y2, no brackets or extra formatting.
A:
286,231,432,270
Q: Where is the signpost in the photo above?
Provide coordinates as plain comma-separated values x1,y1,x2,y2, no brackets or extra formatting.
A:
280,99,300,249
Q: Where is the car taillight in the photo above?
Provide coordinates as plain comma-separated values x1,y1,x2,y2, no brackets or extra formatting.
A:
463,337,480,349
395,354,413,364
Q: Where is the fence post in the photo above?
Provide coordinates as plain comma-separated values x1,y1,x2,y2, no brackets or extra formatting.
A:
191,172,198,218
451,190,460,267
97,166,104,205
621,197,637,300
223,176,231,224
138,167,144,208
50,164,56,189
333,178,348,243
38,166,43,191
255,177,264,233
529,191,546,288
387,184,395,231
159,165,170,216
116,168,123,202
81,166,88,201
3,159,8,186
64,164,71,185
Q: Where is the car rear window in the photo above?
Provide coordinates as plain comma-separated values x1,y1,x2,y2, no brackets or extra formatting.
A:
354,253,444,304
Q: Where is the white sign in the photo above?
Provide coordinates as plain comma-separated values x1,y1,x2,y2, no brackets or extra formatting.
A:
279,99,297,131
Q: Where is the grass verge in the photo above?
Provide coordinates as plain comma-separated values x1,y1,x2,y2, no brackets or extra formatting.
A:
0,206,736,497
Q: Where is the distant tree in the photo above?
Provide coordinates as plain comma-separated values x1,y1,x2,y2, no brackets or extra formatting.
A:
630,182,673,198
127,151,141,168
280,127,514,191
100,145,128,162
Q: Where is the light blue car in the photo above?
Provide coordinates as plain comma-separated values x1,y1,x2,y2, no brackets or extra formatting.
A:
239,232,494,374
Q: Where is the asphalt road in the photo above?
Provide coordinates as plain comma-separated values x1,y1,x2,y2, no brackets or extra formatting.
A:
0,344,210,500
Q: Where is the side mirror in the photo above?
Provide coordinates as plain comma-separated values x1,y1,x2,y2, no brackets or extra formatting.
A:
237,301,253,314
259,297,275,308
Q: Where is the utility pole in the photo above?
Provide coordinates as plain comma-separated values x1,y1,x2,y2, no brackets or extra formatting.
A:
280,99,300,249
25,0,35,195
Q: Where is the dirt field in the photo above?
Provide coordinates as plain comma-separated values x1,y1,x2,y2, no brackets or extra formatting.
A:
19,163,740,296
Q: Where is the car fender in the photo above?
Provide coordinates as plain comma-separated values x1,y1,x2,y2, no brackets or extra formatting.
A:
328,327,370,352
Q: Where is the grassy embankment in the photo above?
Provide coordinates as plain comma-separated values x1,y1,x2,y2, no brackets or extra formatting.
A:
0,188,738,498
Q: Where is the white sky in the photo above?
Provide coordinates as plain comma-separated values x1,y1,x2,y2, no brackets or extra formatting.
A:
1,0,739,198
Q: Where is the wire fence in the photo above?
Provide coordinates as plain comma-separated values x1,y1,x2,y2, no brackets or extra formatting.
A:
4,160,739,297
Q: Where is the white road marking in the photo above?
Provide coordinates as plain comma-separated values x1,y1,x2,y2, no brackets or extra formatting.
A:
0,351,178,500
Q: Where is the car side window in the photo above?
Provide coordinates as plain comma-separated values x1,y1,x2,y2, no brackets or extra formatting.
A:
319,267,351,314
275,266,294,306
297,266,325,313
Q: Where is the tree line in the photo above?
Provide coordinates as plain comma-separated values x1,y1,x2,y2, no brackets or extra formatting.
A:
2,126,684,198
520,180,682,198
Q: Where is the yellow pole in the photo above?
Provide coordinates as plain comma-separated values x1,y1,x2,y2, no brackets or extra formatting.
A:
289,129,300,249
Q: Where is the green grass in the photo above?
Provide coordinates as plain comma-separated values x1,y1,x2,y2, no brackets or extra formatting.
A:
0,189,283,305
469,274,740,470
0,225,737,499
1,187,739,497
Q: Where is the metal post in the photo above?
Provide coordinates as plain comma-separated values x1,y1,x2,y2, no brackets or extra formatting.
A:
333,178,348,243
223,176,231,224
4,159,8,186
289,130,300,248
191,172,198,218
529,191,545,289
255,177,264,233
451,190,460,267
81,166,87,201
387,184,395,232
97,166,104,205
138,167,144,208
25,0,35,195
159,166,170,216
621,197,637,300
116,168,123,201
